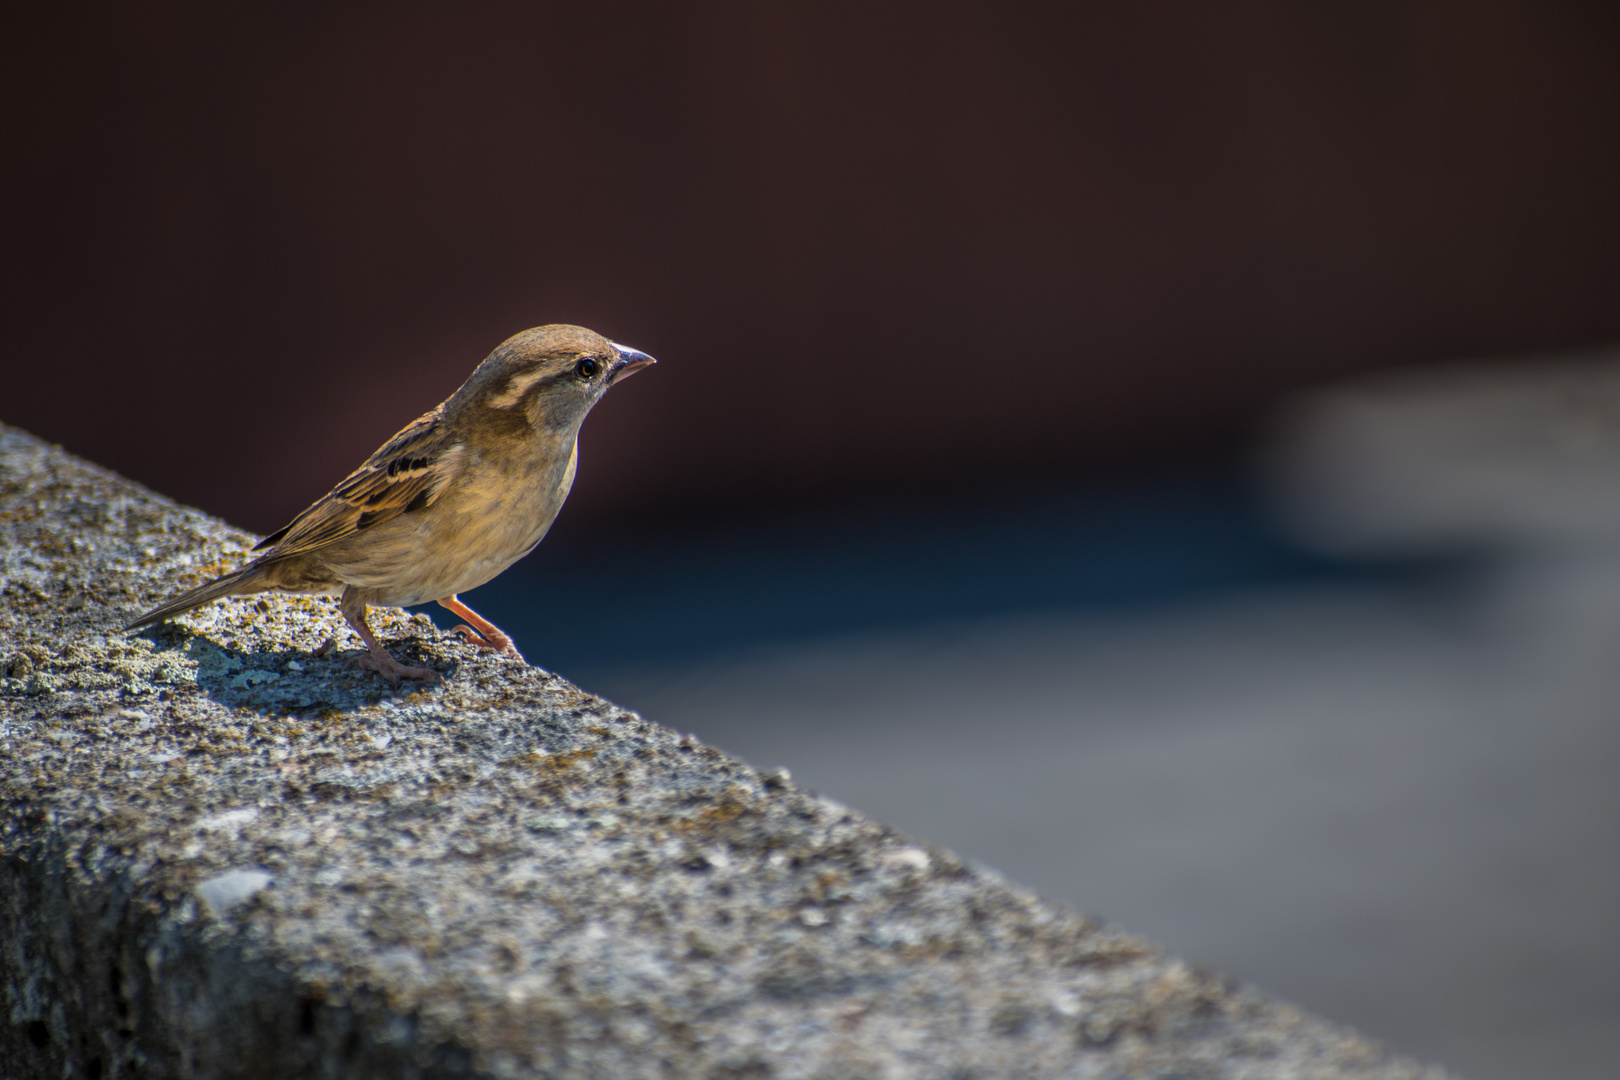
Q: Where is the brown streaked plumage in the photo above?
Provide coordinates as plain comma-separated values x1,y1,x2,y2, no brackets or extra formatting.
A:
125,324,655,683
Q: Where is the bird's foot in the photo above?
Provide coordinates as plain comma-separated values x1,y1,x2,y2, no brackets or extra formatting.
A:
450,623,525,661
356,650,441,684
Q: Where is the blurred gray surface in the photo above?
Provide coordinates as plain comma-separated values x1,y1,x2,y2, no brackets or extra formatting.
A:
1266,348,1620,555
577,572,1620,1080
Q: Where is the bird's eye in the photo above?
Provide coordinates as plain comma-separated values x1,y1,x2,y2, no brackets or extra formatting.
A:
575,358,601,379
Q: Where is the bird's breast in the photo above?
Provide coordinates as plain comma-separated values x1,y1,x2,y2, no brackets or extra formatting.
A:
327,437,579,607
443,439,578,570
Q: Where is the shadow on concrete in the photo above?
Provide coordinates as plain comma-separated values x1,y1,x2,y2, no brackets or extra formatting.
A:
133,622,457,716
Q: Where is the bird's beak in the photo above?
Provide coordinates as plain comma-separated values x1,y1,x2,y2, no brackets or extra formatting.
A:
607,343,656,385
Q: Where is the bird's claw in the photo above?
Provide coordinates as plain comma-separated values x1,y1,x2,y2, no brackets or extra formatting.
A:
450,623,525,662
450,623,493,648
356,651,441,684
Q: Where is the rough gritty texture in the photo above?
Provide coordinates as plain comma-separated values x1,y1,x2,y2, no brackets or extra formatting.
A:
0,423,1452,1079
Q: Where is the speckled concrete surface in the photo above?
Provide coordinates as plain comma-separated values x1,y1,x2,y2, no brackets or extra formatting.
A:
0,423,1450,1079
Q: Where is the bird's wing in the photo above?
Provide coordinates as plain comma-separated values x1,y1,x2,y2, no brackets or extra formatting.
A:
254,407,465,559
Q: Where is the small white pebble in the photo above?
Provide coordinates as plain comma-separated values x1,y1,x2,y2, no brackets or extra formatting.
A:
284,660,305,673
526,814,572,832
799,908,829,927
884,847,931,871
195,869,273,917
369,733,393,750
196,808,259,832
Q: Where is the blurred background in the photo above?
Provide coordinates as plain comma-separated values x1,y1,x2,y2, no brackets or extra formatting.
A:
6,3,1620,1077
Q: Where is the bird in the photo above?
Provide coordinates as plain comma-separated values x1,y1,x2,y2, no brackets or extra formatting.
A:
125,324,655,683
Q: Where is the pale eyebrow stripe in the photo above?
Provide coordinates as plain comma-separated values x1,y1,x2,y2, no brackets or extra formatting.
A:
488,368,556,409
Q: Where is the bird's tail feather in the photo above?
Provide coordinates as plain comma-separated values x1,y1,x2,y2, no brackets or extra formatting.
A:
123,565,266,631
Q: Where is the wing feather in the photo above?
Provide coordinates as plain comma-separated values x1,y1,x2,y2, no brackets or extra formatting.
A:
254,407,462,559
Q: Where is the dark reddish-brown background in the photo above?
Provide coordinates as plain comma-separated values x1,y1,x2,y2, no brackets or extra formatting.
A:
6,1,1620,536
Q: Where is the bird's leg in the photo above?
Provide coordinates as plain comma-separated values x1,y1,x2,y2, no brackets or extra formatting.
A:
340,589,440,684
437,595,526,662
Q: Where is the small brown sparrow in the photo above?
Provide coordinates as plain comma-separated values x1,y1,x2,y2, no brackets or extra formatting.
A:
126,324,655,682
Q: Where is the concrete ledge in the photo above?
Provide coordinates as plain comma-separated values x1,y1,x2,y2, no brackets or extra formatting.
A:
0,423,1448,1078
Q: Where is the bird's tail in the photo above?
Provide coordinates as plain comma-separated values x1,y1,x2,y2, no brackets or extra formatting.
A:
123,564,268,631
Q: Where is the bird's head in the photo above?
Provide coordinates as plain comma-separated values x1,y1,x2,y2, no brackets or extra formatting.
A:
459,324,656,433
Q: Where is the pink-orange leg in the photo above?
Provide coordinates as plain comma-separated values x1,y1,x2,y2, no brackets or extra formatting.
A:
340,589,440,684
438,595,526,662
